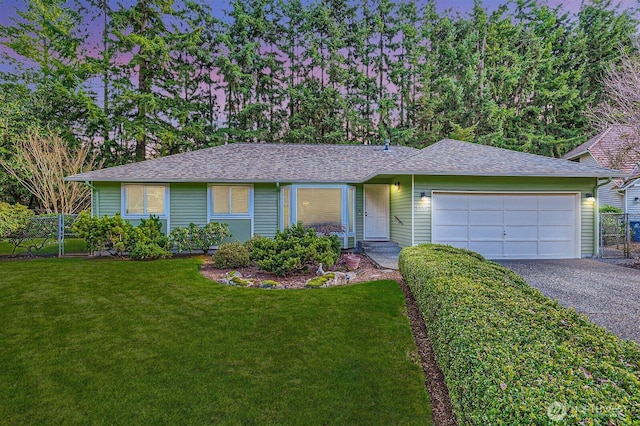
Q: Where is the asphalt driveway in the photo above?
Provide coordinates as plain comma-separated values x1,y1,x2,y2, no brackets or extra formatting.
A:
497,259,640,344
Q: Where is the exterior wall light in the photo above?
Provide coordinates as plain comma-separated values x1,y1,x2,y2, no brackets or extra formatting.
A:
394,181,400,188
420,192,427,200
585,192,595,201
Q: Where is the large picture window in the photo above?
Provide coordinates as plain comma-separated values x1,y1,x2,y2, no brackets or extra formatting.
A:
297,188,343,233
281,185,356,243
123,184,167,216
210,185,251,216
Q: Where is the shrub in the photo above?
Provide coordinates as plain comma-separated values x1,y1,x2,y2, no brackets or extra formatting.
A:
244,235,267,259
251,223,341,276
74,212,135,256
0,202,33,239
399,244,640,425
73,212,170,259
212,241,251,268
168,222,230,254
599,204,623,213
0,203,57,255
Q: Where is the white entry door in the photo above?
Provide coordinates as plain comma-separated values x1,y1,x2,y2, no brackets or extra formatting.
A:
432,192,579,259
364,184,390,240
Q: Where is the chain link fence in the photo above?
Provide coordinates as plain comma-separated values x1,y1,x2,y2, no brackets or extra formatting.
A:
600,213,640,259
1,214,85,257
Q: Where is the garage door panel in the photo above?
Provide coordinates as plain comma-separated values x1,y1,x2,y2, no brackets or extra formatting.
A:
504,210,537,225
434,210,468,226
469,226,503,240
470,210,503,225
469,241,503,257
437,195,468,209
505,226,538,239
539,225,574,240
504,196,538,210
539,196,574,210
539,241,575,257
433,226,467,241
540,210,573,225
504,241,538,257
469,195,503,210
432,193,578,259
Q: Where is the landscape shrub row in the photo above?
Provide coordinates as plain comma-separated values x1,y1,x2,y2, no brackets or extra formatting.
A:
398,244,640,425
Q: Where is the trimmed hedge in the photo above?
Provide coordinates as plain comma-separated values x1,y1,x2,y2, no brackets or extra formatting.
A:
399,244,640,425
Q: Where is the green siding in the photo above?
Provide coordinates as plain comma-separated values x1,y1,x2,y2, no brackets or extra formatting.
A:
169,183,207,230
94,182,121,217
390,176,413,247
221,219,252,243
254,183,278,238
413,176,597,257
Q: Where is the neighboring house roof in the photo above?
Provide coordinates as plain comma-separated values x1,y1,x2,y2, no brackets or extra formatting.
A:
563,125,640,174
67,139,623,183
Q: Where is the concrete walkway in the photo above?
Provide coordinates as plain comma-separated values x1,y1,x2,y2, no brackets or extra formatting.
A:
361,242,400,270
498,259,640,344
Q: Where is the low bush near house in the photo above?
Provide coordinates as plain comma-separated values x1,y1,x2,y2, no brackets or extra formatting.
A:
73,212,170,259
212,241,250,268
399,244,640,425
168,222,230,254
250,223,341,276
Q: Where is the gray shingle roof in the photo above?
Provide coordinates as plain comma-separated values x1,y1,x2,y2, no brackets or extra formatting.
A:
67,143,419,183
66,139,623,183
376,139,623,178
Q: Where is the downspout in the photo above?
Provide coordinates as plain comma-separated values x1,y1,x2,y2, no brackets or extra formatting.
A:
593,178,612,258
411,174,415,246
275,182,280,232
84,181,99,217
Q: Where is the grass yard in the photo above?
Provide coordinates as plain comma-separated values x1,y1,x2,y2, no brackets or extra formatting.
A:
0,258,432,425
0,238,87,257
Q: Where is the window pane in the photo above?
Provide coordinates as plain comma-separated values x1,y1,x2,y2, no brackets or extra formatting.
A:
231,187,249,214
213,187,230,214
126,185,144,215
297,188,342,232
146,186,165,214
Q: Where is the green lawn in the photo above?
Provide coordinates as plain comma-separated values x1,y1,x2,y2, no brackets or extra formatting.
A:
0,258,432,424
0,238,87,256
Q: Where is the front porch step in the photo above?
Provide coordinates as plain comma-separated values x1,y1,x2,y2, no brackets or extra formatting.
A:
360,241,400,251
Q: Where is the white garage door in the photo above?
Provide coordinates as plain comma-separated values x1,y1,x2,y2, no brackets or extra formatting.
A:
432,192,579,259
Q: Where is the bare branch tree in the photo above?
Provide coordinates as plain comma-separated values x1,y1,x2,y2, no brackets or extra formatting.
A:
0,131,101,214
587,39,640,143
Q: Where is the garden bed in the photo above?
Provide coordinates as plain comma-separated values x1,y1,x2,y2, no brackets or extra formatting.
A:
200,253,400,288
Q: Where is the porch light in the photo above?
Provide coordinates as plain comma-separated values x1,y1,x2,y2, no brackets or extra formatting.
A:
585,192,595,201
420,192,427,200
394,181,400,188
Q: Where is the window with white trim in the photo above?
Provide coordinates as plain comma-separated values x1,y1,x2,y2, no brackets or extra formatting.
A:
210,185,252,217
123,184,168,217
281,185,356,242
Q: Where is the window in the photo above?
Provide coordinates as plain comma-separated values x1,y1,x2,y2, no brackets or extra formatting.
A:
210,185,251,216
123,184,167,216
281,185,356,239
297,188,343,233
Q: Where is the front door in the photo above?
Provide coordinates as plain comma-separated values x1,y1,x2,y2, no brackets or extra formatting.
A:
364,184,390,240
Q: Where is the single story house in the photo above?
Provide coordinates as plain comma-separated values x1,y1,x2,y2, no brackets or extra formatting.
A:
563,125,640,214
67,139,622,259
